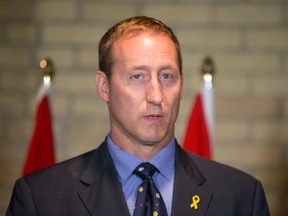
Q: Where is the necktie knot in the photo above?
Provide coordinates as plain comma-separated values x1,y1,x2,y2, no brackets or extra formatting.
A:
133,162,157,180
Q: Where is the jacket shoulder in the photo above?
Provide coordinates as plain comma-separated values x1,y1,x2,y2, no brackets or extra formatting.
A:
24,149,95,182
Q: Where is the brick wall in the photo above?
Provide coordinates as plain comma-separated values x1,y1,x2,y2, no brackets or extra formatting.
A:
1,0,287,215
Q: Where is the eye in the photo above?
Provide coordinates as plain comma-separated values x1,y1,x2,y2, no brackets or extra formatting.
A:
131,74,142,80
161,73,173,79
159,71,179,87
160,73,174,81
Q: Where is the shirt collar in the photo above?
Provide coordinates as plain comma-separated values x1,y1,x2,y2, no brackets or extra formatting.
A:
107,134,175,181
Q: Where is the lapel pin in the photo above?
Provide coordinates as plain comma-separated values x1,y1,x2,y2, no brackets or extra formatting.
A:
190,195,200,210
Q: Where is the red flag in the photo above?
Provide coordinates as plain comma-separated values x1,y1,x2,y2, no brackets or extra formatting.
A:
22,81,55,176
182,80,215,159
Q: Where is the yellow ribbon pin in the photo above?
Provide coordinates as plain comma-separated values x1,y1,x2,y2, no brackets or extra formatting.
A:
190,195,200,210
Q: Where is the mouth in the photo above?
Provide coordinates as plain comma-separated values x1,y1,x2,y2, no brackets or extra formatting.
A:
145,114,163,119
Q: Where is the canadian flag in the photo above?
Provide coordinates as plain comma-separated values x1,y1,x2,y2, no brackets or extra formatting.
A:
182,77,215,159
22,80,55,176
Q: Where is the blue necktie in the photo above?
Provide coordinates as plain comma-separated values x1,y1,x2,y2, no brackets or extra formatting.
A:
133,162,168,216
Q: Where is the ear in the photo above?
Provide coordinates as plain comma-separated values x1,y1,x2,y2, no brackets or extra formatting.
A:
95,70,109,102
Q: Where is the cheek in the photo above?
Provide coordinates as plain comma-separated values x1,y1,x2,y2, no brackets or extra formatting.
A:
110,87,142,110
171,98,181,114
167,95,182,119
166,89,182,106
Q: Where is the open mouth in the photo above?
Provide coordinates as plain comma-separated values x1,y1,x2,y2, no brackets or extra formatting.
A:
147,114,162,119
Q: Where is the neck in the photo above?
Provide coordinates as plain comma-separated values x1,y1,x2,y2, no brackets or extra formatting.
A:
109,132,173,160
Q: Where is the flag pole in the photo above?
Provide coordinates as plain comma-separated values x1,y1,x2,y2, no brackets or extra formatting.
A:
22,58,56,176
201,56,216,86
39,58,55,84
36,58,55,102
182,56,216,159
200,56,216,157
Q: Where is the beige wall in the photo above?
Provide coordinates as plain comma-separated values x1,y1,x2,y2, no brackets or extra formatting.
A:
1,0,288,215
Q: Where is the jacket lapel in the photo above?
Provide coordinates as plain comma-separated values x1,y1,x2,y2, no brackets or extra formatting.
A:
171,144,212,216
78,142,130,216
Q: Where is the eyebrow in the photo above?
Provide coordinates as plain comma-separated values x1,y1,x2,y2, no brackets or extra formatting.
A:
128,64,178,72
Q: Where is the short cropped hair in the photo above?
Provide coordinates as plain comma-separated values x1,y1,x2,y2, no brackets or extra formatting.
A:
98,16,182,81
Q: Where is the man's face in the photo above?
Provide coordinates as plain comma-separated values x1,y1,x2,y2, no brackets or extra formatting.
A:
102,32,182,148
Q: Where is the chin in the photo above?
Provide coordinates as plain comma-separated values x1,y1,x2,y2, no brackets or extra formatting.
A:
140,135,167,146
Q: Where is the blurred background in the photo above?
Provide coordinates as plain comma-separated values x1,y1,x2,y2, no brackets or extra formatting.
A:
0,0,287,215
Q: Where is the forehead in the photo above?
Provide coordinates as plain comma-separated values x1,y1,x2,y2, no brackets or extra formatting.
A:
113,31,176,55
115,30,165,46
114,32,177,62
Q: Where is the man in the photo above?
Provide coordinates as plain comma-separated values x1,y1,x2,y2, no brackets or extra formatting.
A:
7,16,270,216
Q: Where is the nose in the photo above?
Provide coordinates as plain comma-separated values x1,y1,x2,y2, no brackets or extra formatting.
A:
146,78,163,105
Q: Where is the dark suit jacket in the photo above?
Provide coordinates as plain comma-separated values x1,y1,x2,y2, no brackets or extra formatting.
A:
6,140,270,216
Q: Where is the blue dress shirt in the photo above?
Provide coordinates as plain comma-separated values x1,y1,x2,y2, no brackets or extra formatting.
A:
107,135,175,216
